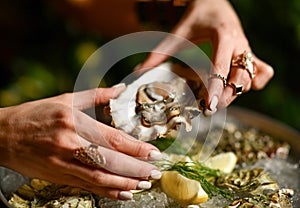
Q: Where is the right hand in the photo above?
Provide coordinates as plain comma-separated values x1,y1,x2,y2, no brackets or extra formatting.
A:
0,84,162,200
135,0,274,114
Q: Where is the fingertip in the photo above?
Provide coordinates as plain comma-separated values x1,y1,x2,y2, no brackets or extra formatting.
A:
204,108,217,117
252,60,274,90
112,83,126,89
111,83,126,97
119,191,133,200
150,169,162,180
148,150,163,161
207,79,223,111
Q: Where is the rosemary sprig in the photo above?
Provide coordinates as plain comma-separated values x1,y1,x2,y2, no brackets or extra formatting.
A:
161,161,233,199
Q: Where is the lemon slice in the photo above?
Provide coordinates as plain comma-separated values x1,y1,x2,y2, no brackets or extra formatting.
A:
160,171,208,205
203,152,237,174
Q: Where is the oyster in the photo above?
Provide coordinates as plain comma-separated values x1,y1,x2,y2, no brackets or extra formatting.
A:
8,179,95,208
110,62,207,141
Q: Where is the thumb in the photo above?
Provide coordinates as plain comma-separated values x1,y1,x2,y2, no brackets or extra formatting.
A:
73,83,126,110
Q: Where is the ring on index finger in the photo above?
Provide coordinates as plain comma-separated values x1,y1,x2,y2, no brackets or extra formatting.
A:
73,144,106,168
231,51,256,79
209,73,227,88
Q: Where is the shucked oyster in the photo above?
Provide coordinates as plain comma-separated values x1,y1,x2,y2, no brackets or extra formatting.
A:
110,62,207,141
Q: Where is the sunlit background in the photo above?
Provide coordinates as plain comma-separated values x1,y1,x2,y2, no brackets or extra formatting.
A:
0,0,299,130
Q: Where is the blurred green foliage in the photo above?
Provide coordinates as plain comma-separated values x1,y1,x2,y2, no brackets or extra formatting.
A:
0,0,299,130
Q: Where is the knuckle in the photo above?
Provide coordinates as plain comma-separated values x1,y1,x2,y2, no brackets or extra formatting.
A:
52,107,74,130
219,95,233,109
107,130,125,150
90,172,106,185
224,98,232,107
213,62,229,73
120,179,136,191
57,93,72,103
133,142,147,157
102,190,119,199
216,26,247,44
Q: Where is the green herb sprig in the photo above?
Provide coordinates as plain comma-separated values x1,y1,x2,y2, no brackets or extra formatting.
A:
160,160,233,199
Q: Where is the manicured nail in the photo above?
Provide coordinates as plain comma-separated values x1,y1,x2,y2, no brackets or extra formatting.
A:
150,170,162,180
119,191,133,200
209,96,218,111
137,181,152,190
112,83,126,96
112,83,126,89
148,150,163,161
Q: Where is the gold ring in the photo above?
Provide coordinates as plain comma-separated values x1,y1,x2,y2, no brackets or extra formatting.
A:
209,73,227,87
228,82,243,96
231,51,256,79
73,144,106,168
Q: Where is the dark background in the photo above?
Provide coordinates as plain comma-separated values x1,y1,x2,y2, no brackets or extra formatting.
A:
0,0,299,131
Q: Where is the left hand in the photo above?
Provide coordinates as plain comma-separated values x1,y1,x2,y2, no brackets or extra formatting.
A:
134,0,274,115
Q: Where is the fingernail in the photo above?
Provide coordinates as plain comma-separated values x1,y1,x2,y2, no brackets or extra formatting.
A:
209,96,218,111
112,83,126,89
204,108,217,117
148,150,163,161
112,83,126,96
137,181,152,190
150,170,162,180
119,191,133,200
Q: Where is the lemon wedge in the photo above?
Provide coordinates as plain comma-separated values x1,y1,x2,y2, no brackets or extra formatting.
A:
160,171,208,205
203,152,237,174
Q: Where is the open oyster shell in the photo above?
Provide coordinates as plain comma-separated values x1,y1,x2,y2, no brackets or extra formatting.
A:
110,62,207,141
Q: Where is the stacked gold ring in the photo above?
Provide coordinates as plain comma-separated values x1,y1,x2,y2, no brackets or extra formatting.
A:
231,51,256,79
209,73,227,88
228,82,243,96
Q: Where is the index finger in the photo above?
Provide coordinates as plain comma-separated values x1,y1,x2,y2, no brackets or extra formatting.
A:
74,110,162,161
73,84,126,110
205,38,234,114
134,34,192,75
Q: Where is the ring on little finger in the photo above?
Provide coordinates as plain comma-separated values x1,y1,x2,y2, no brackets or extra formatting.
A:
228,82,243,96
73,144,106,168
209,73,227,87
231,51,256,79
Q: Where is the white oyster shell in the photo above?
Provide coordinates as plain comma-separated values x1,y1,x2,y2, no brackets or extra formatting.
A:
110,62,205,141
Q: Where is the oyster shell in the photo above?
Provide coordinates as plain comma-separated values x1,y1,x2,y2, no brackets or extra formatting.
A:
110,62,207,141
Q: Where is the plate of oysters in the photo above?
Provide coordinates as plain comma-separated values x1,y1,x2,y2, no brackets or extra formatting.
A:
1,63,300,208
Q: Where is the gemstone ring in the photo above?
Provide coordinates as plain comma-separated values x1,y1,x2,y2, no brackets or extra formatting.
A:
231,51,256,79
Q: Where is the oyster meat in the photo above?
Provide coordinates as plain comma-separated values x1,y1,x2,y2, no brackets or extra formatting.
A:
110,62,206,141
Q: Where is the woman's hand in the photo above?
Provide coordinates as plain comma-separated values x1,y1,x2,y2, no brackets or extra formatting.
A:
135,0,274,114
0,84,162,200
